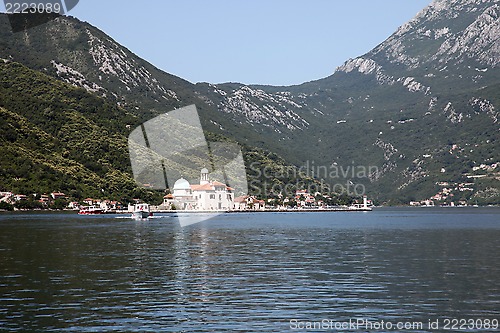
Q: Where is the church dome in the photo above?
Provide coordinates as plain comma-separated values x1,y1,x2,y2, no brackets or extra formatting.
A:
173,178,191,190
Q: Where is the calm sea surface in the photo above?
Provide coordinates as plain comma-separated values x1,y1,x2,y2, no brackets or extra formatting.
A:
0,208,499,332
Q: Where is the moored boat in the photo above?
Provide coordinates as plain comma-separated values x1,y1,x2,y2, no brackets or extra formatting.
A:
78,205,104,215
132,203,150,219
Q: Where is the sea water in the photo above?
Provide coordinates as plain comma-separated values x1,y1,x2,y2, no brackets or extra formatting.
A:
0,208,499,332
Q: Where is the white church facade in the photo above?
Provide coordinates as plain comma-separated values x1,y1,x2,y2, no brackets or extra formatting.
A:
164,169,235,211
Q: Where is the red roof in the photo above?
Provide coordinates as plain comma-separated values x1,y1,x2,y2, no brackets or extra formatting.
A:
191,184,215,191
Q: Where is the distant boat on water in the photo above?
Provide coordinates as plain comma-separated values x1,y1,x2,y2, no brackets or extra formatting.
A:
132,203,151,219
78,205,104,215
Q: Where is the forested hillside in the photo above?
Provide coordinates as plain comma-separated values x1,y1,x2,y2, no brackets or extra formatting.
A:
0,61,327,205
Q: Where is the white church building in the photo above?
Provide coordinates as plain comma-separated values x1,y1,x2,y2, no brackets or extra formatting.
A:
164,168,234,211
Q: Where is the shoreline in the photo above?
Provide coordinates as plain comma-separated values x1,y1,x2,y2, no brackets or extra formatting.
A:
3,205,500,214
152,208,373,214
2,207,374,214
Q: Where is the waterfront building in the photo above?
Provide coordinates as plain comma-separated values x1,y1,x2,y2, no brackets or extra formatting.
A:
232,196,266,211
50,192,66,200
164,169,234,211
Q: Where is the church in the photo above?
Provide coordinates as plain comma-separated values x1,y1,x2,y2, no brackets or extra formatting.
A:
163,168,234,211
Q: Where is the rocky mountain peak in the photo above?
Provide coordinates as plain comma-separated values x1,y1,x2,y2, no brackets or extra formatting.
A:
334,0,499,95
371,0,499,70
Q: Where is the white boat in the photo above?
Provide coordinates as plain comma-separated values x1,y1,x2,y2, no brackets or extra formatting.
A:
132,203,150,219
78,205,104,215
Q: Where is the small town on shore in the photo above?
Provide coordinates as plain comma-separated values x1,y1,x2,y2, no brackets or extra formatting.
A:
0,190,373,213
0,169,375,213
1,166,494,213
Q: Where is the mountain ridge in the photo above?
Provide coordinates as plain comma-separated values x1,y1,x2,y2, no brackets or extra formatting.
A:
0,59,325,204
193,0,499,203
0,0,498,204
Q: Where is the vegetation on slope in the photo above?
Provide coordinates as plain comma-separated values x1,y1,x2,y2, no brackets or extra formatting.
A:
1,61,353,206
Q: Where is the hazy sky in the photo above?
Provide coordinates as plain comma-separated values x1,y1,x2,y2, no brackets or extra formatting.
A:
2,0,432,86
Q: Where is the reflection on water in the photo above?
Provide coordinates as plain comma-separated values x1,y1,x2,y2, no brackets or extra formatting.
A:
0,208,499,332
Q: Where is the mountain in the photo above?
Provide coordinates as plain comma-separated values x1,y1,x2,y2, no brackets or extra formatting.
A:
0,13,260,140
0,15,321,203
0,59,323,203
0,0,498,205
0,59,148,202
195,0,500,204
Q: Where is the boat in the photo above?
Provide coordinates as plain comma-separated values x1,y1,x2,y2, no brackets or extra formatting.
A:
78,205,104,215
132,203,151,219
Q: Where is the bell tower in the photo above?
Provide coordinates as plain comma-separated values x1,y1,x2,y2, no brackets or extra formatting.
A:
200,168,209,185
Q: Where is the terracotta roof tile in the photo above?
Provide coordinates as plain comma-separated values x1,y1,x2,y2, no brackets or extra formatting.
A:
191,184,215,191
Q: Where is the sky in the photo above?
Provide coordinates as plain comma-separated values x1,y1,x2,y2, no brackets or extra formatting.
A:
2,0,432,86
